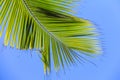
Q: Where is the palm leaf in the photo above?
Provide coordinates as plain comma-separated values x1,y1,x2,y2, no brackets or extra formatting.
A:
0,0,100,74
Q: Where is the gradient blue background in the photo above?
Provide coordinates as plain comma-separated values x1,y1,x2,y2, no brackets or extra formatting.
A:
0,0,120,80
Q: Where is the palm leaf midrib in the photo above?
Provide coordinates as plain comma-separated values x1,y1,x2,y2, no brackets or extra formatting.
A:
22,0,67,47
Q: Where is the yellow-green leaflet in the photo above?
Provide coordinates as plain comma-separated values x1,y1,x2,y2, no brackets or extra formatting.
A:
0,0,100,74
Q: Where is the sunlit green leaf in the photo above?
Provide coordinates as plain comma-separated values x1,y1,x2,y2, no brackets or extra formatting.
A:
0,0,101,74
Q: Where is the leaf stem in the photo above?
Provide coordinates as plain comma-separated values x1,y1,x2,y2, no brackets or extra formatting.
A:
22,0,64,44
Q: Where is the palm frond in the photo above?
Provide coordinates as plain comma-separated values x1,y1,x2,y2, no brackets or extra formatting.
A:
0,0,100,74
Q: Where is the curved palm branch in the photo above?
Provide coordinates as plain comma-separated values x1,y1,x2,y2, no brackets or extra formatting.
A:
0,0,100,74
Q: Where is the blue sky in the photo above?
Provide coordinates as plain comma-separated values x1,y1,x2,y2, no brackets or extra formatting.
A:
0,0,120,80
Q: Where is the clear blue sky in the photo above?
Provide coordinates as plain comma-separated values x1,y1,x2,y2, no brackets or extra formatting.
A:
0,0,120,80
